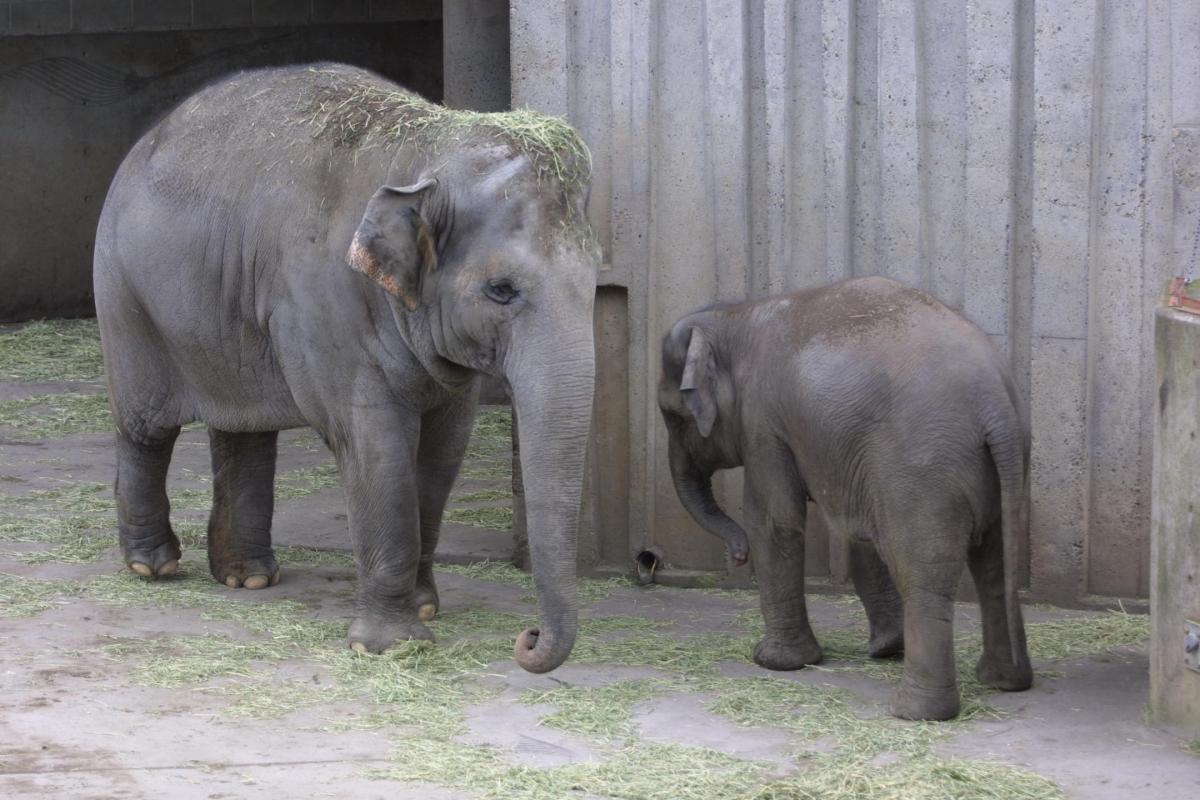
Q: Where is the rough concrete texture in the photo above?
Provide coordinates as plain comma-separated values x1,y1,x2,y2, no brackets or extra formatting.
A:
509,0,1200,602
442,0,509,112
0,324,1197,798
1150,306,1200,729
0,20,443,322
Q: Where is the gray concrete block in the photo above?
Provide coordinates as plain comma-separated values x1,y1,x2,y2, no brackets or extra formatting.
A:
1150,306,1200,730
71,0,131,32
132,0,192,29
251,0,309,26
313,0,367,23
1028,335,1088,604
193,0,252,29
443,0,508,112
10,0,69,34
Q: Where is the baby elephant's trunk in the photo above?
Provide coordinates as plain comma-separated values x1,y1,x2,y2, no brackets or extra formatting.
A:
667,434,749,565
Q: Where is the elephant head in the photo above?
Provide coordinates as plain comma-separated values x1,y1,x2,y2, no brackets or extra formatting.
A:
658,319,750,565
345,135,598,674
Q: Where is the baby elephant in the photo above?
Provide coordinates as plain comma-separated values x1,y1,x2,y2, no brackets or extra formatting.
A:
659,276,1032,720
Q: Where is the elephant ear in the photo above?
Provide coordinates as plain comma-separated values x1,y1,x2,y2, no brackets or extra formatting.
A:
346,179,438,311
680,326,718,437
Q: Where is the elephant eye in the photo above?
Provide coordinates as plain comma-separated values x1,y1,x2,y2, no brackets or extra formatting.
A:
484,278,519,305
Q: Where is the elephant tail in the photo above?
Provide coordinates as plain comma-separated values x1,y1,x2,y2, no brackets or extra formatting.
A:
985,404,1030,669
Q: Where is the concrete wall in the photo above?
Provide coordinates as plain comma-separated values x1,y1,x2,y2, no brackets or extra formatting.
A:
512,0,1200,602
0,3,442,321
443,0,508,112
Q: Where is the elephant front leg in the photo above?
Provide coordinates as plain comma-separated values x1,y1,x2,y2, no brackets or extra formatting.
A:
339,419,432,654
412,391,479,621
744,478,822,671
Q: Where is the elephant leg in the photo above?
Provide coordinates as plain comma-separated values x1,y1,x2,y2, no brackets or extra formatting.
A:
207,429,280,590
849,539,904,658
744,462,822,670
968,521,1032,690
882,512,965,721
116,427,182,578
412,389,479,621
339,410,430,654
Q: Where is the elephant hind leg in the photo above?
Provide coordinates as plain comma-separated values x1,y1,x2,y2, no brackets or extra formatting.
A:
968,521,1032,691
207,429,280,589
879,508,967,721
116,427,182,578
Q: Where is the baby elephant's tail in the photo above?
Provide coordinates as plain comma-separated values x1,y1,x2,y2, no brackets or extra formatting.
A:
984,400,1031,669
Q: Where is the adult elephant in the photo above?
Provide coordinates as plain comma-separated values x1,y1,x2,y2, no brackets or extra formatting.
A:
94,64,598,673
658,277,1033,719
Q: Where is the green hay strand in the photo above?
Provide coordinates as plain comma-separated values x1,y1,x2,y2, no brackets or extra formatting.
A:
0,392,112,438
275,462,341,499
0,572,73,617
1023,610,1149,661
757,754,1064,800
444,505,513,530
0,482,113,513
452,488,512,503
0,318,103,382
0,515,115,564
302,69,592,193
460,408,513,481
371,739,768,800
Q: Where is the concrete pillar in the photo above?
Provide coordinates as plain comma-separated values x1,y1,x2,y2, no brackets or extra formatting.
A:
1150,305,1200,730
443,0,509,112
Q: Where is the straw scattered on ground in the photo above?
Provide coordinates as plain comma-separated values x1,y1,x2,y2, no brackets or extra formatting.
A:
0,318,103,382
0,392,112,438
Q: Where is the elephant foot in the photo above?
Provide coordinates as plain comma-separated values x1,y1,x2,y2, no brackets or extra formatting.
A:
976,654,1033,692
414,577,439,622
123,532,182,579
348,614,435,654
868,625,904,659
210,552,280,590
753,636,823,671
889,677,960,721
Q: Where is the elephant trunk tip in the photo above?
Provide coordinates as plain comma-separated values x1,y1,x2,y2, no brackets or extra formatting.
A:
729,536,749,566
514,627,571,674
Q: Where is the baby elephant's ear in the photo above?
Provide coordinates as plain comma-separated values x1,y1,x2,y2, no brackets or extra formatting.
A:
346,179,438,311
680,326,718,437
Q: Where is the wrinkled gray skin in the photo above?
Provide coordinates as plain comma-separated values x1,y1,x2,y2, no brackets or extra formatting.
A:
94,64,597,673
659,277,1032,720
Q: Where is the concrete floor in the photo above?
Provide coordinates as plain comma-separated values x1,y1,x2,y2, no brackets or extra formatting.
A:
0,370,1197,799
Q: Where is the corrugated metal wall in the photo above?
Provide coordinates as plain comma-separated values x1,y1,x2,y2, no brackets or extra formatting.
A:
511,0,1200,602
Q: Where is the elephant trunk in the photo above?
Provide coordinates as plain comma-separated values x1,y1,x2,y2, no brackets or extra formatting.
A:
668,433,749,565
505,326,595,673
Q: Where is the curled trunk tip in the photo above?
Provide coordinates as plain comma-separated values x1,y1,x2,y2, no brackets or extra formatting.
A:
513,627,573,674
